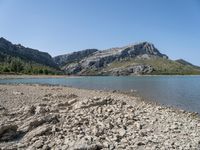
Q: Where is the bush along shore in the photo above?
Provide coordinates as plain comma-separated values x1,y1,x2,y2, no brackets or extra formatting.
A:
0,84,200,149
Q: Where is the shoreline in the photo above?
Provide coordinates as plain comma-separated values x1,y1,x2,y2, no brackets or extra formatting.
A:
0,74,81,79
0,80,199,115
0,74,200,80
0,84,200,149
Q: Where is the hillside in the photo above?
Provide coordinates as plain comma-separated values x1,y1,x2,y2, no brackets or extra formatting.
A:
1,37,199,75
0,38,61,75
54,42,200,75
54,49,98,66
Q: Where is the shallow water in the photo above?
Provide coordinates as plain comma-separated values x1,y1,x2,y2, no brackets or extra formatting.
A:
0,76,200,113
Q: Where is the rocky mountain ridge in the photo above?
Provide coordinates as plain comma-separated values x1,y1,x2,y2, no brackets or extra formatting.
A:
54,42,200,75
175,59,199,68
0,37,58,68
55,42,170,75
54,49,98,66
1,37,200,75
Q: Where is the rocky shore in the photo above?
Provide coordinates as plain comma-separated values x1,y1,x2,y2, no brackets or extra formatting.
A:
0,84,200,150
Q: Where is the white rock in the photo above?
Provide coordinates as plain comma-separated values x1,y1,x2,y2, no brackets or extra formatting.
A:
118,128,126,137
134,122,142,130
33,140,43,148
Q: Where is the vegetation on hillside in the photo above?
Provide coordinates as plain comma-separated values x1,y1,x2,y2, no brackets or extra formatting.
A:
1,37,200,76
105,57,200,75
0,37,63,75
0,56,63,75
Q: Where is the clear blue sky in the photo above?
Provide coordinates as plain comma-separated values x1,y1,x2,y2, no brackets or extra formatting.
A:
0,0,200,65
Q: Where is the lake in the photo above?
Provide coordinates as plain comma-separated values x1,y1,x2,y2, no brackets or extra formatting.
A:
0,76,200,113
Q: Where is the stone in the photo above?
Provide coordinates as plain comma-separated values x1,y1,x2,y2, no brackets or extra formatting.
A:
19,115,59,132
48,141,55,148
35,106,48,114
42,97,50,101
67,98,77,105
1,84,200,149
81,98,112,108
57,102,69,107
17,142,28,148
23,124,51,141
170,124,178,130
42,144,50,150
33,140,43,148
118,128,126,137
24,105,36,115
0,124,18,141
93,96,101,101
0,105,6,111
137,141,145,146
67,94,78,99
102,141,109,148
134,122,142,130
13,91,23,95
70,138,103,150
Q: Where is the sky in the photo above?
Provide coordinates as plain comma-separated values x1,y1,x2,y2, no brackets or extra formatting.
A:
0,0,200,65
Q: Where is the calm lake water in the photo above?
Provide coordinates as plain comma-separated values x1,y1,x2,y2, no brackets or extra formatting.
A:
0,76,200,113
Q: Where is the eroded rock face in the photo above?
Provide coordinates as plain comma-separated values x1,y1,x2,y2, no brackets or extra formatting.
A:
109,65,154,75
80,42,167,70
63,63,82,74
54,49,98,66
55,42,168,75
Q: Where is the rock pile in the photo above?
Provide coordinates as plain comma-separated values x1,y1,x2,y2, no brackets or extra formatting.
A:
0,85,200,149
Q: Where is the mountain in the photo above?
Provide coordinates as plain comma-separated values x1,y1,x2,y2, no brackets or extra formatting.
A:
1,37,199,75
0,37,57,68
54,42,200,75
175,59,198,67
54,49,98,66
0,37,60,74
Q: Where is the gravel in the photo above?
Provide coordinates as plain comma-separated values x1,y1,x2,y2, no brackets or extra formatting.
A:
0,84,200,149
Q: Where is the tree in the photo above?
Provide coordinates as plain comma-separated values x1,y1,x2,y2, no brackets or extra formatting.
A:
39,69,43,74
3,66,10,72
44,69,49,75
10,58,24,73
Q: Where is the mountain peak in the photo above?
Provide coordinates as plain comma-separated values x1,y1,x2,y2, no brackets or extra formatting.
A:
0,37,6,40
133,41,156,50
0,37,10,43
